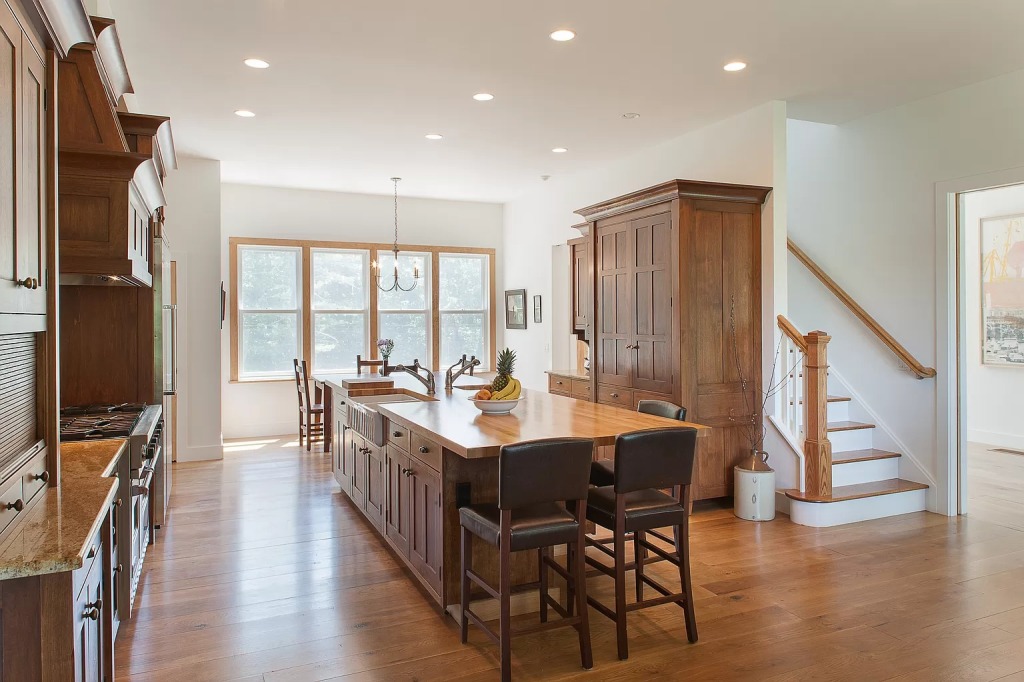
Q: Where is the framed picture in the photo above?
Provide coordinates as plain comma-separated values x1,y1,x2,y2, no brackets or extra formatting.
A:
533,295,542,323
505,289,527,329
981,213,1024,366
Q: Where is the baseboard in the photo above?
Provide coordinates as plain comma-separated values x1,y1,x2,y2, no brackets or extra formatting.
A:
177,443,223,462
968,430,1024,452
223,420,296,440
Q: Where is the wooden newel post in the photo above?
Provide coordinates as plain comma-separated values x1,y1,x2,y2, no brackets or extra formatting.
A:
803,331,833,498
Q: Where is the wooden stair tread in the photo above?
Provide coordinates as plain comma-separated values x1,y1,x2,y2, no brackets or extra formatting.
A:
789,395,852,405
832,449,901,465
827,420,875,432
785,478,928,503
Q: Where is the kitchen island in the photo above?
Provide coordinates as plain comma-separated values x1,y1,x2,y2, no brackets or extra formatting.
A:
316,372,708,616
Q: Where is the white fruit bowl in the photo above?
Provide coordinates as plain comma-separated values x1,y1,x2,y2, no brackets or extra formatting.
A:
470,397,524,415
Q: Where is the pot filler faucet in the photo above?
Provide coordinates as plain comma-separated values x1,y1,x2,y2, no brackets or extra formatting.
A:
393,359,436,395
444,354,480,391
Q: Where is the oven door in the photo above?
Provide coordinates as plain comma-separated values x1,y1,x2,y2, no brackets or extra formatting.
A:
130,465,155,599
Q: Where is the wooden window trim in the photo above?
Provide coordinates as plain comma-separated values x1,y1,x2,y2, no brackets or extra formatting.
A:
229,236,497,382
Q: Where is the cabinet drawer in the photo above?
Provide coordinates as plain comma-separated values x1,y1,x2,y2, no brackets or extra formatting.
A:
547,374,571,395
73,527,103,600
0,476,25,536
387,422,410,453
22,449,49,503
410,432,442,472
597,385,633,409
571,379,591,399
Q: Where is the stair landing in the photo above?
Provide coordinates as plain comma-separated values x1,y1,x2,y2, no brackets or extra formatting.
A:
785,478,928,504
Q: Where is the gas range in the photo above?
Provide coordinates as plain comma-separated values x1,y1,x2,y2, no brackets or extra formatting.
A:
60,403,163,471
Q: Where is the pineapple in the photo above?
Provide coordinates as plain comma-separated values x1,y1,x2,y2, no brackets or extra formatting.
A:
491,348,516,392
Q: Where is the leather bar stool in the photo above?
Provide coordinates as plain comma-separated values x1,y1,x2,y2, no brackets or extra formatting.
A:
590,400,687,487
584,427,698,660
459,438,595,682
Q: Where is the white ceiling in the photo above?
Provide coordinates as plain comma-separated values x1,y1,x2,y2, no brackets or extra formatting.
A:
109,0,1024,203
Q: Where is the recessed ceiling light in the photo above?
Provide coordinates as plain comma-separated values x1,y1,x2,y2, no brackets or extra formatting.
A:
425,133,443,140
473,93,494,101
550,29,576,42
622,112,640,119
723,61,747,72
243,58,270,69
234,109,256,117
552,147,568,153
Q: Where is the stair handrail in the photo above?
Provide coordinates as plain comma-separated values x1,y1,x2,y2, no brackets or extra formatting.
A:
788,238,937,380
775,315,833,498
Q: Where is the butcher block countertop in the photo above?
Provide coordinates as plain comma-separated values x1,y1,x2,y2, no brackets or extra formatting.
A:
0,439,123,580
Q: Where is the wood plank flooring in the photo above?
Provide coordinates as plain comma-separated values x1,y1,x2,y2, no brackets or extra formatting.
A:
968,442,1024,532
115,437,1024,681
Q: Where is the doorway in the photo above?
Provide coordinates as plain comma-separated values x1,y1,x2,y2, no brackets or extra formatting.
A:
954,184,1024,529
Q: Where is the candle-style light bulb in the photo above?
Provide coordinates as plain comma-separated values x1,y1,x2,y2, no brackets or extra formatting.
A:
414,263,420,278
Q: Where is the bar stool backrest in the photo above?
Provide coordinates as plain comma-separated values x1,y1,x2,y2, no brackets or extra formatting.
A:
637,399,687,421
498,437,594,510
613,427,697,494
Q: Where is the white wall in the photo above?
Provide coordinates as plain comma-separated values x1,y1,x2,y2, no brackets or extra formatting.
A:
788,68,1024,512
220,183,504,439
165,157,224,461
963,184,1024,450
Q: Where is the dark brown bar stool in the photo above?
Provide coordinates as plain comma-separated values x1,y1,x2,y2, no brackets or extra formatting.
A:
590,400,687,487
584,427,698,660
459,438,595,682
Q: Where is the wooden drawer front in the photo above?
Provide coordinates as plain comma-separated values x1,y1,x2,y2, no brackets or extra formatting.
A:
548,374,571,395
22,448,49,503
387,422,410,453
571,379,591,400
0,476,24,535
73,527,102,600
597,384,633,409
410,432,442,472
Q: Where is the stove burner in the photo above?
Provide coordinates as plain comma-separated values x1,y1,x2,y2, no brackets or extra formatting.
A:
59,404,148,442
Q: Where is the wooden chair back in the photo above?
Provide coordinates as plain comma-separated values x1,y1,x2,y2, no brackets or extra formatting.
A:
356,355,384,374
293,358,313,411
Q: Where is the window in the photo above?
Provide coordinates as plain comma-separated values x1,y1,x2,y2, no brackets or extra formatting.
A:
377,252,431,366
230,238,495,381
312,249,369,372
237,245,302,379
439,253,490,369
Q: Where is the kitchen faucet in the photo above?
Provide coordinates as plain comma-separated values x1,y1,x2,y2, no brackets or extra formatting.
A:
393,359,436,395
444,354,481,391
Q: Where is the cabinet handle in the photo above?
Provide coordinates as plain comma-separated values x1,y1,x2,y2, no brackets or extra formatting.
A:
15,277,35,289
556,380,563,385
114,498,123,507
31,470,49,483
393,431,402,437
419,446,429,454
114,564,123,573
5,499,24,512
83,600,101,621
610,393,619,399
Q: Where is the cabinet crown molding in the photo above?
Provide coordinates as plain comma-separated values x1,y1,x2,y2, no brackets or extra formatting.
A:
22,0,94,58
574,179,772,222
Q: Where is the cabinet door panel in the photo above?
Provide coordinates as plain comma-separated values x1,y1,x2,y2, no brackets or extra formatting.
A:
570,240,589,334
350,434,366,510
409,466,442,597
0,7,19,312
595,223,632,387
18,36,45,313
364,445,385,532
384,447,410,556
631,214,674,394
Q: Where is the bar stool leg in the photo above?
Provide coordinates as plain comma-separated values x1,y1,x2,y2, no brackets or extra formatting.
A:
500,512,512,682
460,526,471,644
565,543,575,617
674,498,698,643
538,546,549,623
634,530,646,602
573,502,593,669
613,515,629,660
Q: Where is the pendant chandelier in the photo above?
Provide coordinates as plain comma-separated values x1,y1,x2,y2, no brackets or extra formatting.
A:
371,177,420,292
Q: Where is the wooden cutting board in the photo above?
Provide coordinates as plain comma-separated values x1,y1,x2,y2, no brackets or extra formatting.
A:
341,378,395,390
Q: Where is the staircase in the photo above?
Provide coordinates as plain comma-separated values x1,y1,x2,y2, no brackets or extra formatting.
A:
771,317,928,527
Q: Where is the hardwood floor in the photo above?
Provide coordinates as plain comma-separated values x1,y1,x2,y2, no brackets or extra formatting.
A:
116,437,1024,681
968,442,1024,532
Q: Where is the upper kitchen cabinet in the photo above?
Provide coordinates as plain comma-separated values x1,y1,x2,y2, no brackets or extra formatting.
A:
57,16,168,288
576,179,772,501
568,227,590,341
0,2,48,317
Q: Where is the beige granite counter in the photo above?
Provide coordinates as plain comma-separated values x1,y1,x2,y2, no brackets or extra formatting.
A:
545,369,591,382
0,439,124,580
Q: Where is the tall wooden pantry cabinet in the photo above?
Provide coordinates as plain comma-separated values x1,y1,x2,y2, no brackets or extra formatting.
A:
571,179,772,501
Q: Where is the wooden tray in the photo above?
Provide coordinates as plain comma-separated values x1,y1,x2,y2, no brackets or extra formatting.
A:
341,378,395,390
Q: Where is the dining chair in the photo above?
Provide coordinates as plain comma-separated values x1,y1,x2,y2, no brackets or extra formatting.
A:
292,358,325,452
355,355,384,374
584,427,699,660
590,399,687,487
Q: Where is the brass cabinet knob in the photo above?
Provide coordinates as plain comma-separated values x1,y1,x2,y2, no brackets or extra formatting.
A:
418,446,428,454
610,393,619,399
393,431,402,437
6,499,24,512
31,470,49,483
16,277,36,289
83,601,101,621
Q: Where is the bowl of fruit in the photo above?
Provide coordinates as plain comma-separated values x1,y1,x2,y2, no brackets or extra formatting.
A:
471,348,523,414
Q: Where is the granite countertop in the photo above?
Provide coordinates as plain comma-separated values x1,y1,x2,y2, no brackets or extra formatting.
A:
545,369,591,381
0,439,124,580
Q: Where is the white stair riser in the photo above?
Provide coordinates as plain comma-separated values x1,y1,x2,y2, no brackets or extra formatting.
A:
777,489,927,527
832,457,899,487
828,427,874,452
827,400,849,422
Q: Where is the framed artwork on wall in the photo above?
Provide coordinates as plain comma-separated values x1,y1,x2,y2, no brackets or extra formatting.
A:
981,213,1024,366
533,295,542,323
505,289,527,330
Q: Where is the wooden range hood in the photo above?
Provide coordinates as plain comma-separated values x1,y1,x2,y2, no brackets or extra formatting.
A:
57,17,169,287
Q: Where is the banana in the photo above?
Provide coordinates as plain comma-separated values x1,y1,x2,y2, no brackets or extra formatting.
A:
506,379,521,400
490,377,518,400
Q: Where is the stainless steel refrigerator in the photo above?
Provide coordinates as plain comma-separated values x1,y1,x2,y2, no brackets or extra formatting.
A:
152,230,176,528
